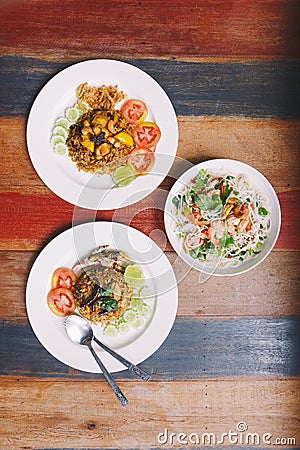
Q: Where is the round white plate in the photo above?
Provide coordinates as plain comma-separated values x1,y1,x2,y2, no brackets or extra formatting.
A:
164,159,281,276
26,222,178,373
27,59,178,210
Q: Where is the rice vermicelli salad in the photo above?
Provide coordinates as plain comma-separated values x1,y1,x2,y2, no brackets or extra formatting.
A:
172,168,271,267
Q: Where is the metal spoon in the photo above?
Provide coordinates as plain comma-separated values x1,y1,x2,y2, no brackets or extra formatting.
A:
64,314,128,407
66,314,151,381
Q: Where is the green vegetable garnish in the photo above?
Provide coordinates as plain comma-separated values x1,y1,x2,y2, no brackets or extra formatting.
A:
172,196,180,208
219,233,235,248
220,184,232,205
258,207,269,216
194,193,223,212
100,297,118,312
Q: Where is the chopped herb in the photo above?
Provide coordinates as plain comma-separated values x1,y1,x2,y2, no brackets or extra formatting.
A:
258,207,269,216
100,297,118,312
246,197,251,202
99,286,113,297
172,196,180,208
220,184,232,205
233,190,239,195
256,241,263,249
194,193,223,211
219,233,235,248
239,257,244,262
226,175,235,180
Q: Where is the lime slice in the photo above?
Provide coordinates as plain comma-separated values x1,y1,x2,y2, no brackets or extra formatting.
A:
132,316,144,330
123,309,138,324
112,165,135,187
124,264,144,288
105,325,118,338
65,106,80,123
118,322,130,334
139,304,151,319
52,126,69,139
50,134,66,146
55,117,70,129
54,143,68,156
130,296,143,310
77,101,90,113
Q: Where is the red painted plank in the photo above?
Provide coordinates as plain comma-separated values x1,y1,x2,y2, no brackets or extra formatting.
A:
0,190,298,251
1,0,299,60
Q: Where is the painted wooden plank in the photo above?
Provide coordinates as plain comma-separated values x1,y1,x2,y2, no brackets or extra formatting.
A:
0,318,299,379
1,0,300,60
0,379,299,448
1,57,300,118
1,251,299,324
1,117,299,192
0,190,298,251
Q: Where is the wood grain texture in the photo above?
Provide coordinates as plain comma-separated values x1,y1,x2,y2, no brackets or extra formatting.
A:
0,379,299,448
0,318,299,379
1,117,299,191
1,57,300,118
0,190,298,251
1,0,300,60
1,251,299,324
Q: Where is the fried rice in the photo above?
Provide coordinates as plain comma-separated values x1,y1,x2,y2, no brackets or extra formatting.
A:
67,84,135,175
74,265,133,326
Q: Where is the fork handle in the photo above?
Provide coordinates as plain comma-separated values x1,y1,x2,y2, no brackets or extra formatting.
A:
93,336,151,382
87,343,128,407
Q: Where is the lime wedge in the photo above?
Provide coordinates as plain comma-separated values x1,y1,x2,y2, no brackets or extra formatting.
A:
55,117,70,129
124,264,144,288
105,325,118,338
65,106,79,123
52,126,69,139
54,143,68,156
51,134,66,146
112,165,135,187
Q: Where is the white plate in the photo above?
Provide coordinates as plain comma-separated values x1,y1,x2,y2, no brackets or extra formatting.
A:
26,222,178,373
26,59,178,210
164,159,281,276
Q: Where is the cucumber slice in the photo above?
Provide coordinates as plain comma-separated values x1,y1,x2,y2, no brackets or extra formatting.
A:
55,117,70,129
124,264,144,288
118,322,130,334
132,316,144,330
54,143,68,156
112,165,135,187
77,101,90,113
139,304,151,319
123,309,138,324
50,134,66,146
105,325,118,338
52,126,69,139
65,106,80,123
130,296,143,310
139,286,154,301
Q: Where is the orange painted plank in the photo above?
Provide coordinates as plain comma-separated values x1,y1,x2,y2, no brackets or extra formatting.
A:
1,0,299,60
0,190,298,251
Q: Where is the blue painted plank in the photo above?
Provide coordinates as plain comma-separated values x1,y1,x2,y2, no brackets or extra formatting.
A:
0,317,299,379
0,56,300,118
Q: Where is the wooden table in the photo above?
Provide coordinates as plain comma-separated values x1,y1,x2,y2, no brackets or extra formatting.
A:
1,1,299,448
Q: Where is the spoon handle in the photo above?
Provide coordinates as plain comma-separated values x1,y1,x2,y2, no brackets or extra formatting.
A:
88,343,128,407
93,337,151,382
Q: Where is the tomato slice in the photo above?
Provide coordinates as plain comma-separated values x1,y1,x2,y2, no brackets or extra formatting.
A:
52,268,77,290
47,288,76,317
121,99,148,124
127,148,155,175
133,122,161,149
